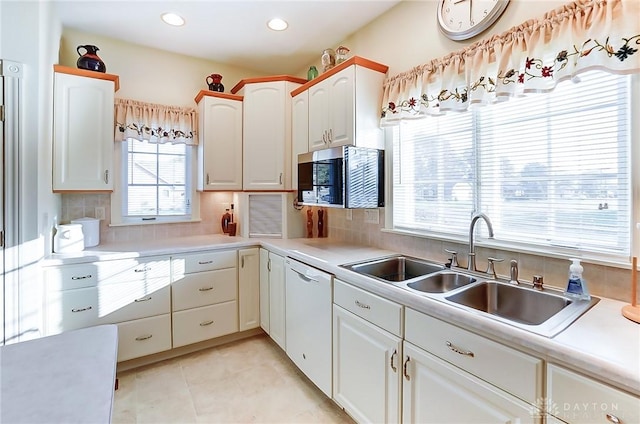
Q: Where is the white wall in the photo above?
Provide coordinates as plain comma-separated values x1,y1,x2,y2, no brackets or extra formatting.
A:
297,0,568,77
59,28,269,106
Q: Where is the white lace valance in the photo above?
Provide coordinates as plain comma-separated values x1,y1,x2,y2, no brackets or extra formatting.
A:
381,0,640,125
114,98,198,145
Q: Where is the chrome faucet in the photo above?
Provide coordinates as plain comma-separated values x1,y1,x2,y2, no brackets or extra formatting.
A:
468,213,494,272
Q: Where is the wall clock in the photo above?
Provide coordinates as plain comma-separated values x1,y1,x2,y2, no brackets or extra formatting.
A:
437,0,510,41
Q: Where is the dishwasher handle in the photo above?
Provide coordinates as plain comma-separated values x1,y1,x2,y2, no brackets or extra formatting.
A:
290,268,320,283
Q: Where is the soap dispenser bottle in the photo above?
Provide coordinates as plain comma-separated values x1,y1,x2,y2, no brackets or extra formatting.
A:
565,258,590,300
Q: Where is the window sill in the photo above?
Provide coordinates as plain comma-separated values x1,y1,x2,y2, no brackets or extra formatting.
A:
381,228,632,270
109,217,201,227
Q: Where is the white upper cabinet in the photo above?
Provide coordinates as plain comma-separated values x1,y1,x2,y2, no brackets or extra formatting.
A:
291,90,308,191
195,91,243,191
234,77,305,191
295,57,388,152
53,66,119,192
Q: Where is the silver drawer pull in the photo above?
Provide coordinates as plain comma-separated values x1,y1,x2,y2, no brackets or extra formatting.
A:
199,287,214,292
446,341,475,358
134,296,152,302
606,414,621,424
71,274,92,280
198,260,213,265
134,267,151,273
355,300,371,310
71,306,92,313
200,320,214,326
135,334,153,341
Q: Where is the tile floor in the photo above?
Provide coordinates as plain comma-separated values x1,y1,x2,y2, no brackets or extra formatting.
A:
112,334,355,423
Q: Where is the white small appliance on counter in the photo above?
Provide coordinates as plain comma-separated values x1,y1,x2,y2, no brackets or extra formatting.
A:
70,217,100,247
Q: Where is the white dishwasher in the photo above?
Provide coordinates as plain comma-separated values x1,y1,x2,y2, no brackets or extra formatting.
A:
285,258,333,397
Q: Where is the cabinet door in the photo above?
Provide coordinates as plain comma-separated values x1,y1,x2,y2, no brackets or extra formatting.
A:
547,364,640,424
198,96,243,190
242,82,286,190
402,341,539,424
308,81,330,151
259,249,270,333
238,248,260,331
268,252,286,349
291,91,309,190
53,72,114,191
333,305,402,424
327,68,355,147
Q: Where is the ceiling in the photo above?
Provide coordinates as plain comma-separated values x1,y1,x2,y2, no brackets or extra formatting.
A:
53,0,402,75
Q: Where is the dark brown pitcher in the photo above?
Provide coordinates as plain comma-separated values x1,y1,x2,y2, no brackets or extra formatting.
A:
206,74,224,92
76,45,106,73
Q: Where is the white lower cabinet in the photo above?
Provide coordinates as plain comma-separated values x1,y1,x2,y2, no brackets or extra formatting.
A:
172,301,238,348
546,364,640,424
43,256,172,362
116,314,172,362
259,248,286,349
333,305,402,423
171,250,239,348
402,341,538,423
238,248,260,331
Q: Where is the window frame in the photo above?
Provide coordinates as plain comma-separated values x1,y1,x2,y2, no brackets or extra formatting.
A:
110,139,201,226
384,74,639,267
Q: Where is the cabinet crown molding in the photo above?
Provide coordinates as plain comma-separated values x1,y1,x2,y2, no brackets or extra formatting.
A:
53,64,120,92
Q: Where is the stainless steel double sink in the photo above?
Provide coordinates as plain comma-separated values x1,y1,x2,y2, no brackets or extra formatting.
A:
341,255,599,337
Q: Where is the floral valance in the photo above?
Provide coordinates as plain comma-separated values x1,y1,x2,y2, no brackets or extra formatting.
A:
381,0,640,125
114,98,198,145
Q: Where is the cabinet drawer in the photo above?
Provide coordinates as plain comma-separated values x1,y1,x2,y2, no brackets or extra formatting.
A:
172,268,237,311
45,255,171,290
172,301,238,348
45,279,171,334
46,286,99,334
116,314,172,362
405,308,542,404
547,364,640,423
98,281,170,324
172,250,236,275
334,279,403,336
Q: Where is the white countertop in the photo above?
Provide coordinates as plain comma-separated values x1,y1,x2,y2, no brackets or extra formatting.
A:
0,325,118,423
43,235,640,397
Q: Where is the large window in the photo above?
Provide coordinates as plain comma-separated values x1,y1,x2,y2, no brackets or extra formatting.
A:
391,71,632,258
120,139,192,221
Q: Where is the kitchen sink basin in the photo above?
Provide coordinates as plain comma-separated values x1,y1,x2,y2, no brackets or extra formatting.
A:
445,281,570,325
406,271,476,294
444,281,599,336
342,255,444,283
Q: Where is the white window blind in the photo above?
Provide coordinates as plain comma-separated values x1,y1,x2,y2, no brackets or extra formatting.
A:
124,139,192,218
392,71,631,256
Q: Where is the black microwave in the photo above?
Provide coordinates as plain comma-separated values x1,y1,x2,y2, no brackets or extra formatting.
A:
297,146,384,208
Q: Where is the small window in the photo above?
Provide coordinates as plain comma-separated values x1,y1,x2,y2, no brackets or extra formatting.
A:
120,139,193,222
391,71,632,259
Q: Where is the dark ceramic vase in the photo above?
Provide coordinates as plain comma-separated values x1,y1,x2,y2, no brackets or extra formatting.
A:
76,45,106,73
206,74,224,92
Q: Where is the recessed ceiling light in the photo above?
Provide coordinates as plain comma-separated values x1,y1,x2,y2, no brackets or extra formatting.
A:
267,18,288,31
161,12,185,26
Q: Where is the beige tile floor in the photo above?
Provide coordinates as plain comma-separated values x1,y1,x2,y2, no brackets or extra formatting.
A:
112,334,356,423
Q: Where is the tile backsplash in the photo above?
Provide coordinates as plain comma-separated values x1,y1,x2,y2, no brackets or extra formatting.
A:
326,208,637,304
60,195,636,304
60,192,234,244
